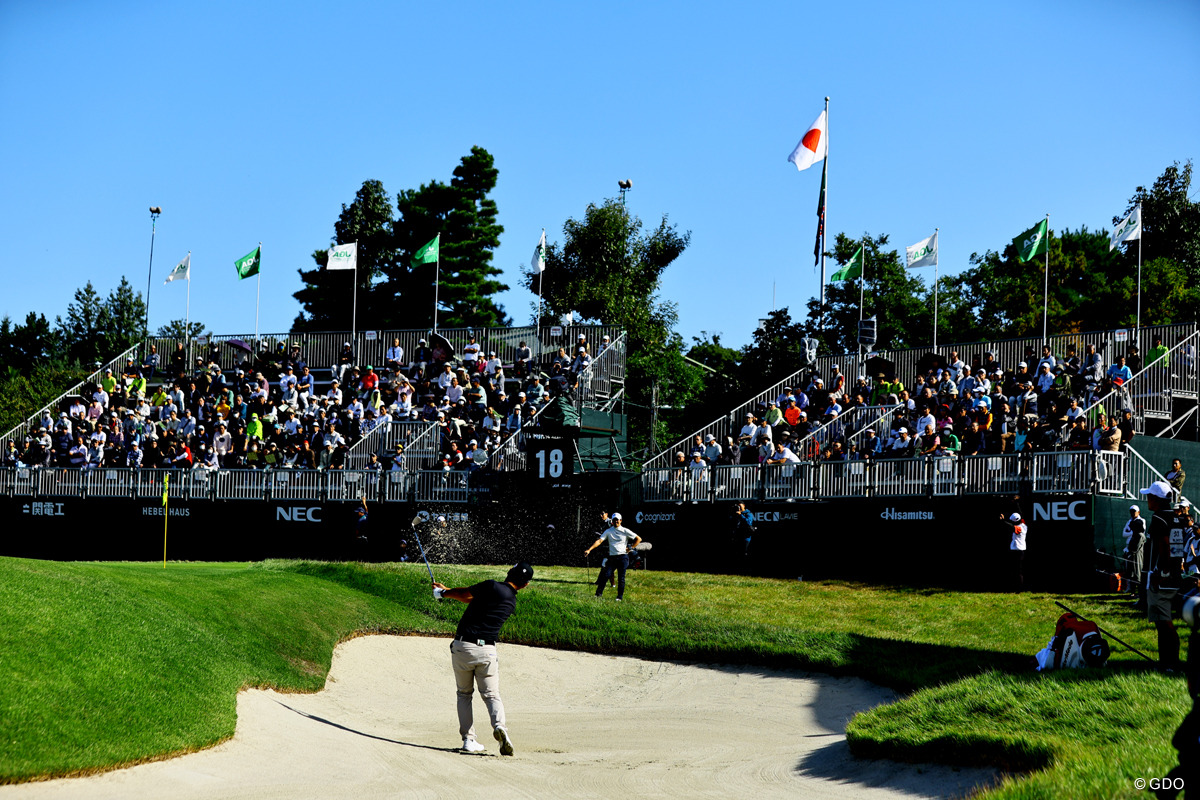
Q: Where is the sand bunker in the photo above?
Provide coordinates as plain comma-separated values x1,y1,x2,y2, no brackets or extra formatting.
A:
1,636,997,799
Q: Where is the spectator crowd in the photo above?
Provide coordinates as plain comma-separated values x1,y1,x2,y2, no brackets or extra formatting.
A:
669,335,1193,478
2,331,616,477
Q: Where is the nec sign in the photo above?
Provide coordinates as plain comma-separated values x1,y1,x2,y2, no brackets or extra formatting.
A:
277,506,322,522
1032,500,1087,522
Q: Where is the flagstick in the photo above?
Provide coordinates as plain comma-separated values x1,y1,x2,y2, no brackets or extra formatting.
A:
933,229,939,353
162,474,169,568
254,242,261,345
1041,215,1049,346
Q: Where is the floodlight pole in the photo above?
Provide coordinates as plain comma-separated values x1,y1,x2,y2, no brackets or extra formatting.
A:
145,207,160,337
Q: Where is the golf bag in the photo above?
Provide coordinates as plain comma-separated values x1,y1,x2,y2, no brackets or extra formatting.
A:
1032,612,1110,671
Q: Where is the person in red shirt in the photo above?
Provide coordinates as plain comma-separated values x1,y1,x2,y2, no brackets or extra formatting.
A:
358,366,379,400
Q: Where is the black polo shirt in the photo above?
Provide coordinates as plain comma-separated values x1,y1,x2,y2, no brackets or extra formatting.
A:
456,580,517,642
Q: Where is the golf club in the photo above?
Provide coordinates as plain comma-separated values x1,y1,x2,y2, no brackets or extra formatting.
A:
410,515,436,584
1054,600,1155,664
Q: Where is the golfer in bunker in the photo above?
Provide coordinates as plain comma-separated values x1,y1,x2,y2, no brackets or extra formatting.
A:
433,562,533,755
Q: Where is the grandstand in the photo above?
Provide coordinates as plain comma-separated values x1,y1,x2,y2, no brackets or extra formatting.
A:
1,317,1196,587
640,322,1198,507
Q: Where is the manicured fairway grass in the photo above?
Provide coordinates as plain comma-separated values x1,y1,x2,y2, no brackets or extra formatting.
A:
0,556,1190,799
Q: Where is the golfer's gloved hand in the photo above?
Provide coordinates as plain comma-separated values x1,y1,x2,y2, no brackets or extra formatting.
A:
433,587,445,600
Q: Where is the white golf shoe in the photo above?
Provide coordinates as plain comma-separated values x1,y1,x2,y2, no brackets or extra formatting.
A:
462,738,486,753
493,726,514,756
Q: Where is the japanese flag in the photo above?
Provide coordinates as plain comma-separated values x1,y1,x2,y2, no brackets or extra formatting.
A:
787,110,828,172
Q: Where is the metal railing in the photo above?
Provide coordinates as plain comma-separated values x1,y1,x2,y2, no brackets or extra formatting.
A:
394,421,441,469
575,331,627,409
643,365,817,471
712,464,761,502
1079,330,1199,425
961,454,1024,496
641,449,1128,503
1125,448,1191,504
413,468,469,503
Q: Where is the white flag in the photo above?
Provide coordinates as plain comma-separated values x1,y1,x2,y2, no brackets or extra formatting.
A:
561,311,573,325
531,229,546,273
906,232,938,269
1109,207,1141,251
787,110,828,172
164,253,190,284
326,242,357,270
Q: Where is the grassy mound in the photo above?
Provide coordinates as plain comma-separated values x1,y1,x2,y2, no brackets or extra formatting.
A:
0,556,1190,799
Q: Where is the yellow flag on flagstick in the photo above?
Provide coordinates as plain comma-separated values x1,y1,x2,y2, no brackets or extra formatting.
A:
162,474,169,568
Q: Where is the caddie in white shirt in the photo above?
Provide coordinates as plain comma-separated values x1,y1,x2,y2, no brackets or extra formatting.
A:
584,512,642,601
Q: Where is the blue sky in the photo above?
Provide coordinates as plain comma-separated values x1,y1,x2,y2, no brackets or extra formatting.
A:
2,1,1197,352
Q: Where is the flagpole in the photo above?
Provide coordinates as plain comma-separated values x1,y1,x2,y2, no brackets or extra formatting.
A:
433,234,440,333
820,96,829,325
858,237,865,370
185,252,191,341
255,242,262,345
933,229,939,353
1041,215,1049,346
351,240,358,345
1135,203,1142,344
540,227,544,338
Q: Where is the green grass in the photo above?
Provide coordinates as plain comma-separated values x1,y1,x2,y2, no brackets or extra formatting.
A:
0,556,1190,799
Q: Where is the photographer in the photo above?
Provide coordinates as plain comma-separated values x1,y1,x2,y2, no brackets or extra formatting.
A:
1138,481,1186,673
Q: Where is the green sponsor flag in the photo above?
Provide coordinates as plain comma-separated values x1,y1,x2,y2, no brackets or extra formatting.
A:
234,246,261,280
412,234,440,267
1012,219,1048,264
831,245,863,282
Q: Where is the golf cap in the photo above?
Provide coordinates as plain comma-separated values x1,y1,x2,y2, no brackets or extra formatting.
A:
437,515,446,522
832,365,839,370
611,512,622,520
704,434,715,442
419,339,427,344
1129,504,1140,511
1139,480,1172,499
1009,513,1022,522
489,351,495,356
1018,361,1027,367
1179,499,1193,509
506,562,534,585
898,427,908,434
